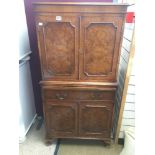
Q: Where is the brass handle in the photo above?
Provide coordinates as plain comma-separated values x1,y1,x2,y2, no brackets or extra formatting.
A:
38,22,43,26
91,91,101,99
58,96,65,100
56,93,67,100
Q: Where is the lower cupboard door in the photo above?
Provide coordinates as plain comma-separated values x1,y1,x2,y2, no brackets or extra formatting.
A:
45,102,78,137
79,101,113,139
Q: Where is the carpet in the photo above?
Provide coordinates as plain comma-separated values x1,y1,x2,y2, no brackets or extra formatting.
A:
56,139,123,155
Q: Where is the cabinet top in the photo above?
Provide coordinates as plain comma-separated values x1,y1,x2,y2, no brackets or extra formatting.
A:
32,2,129,6
33,2,129,14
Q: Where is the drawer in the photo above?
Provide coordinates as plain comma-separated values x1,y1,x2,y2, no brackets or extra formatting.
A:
44,89,115,101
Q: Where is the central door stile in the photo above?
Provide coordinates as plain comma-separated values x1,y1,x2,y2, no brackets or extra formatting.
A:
78,16,82,80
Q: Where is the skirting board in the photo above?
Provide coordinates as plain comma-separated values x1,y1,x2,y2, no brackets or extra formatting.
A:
19,114,37,143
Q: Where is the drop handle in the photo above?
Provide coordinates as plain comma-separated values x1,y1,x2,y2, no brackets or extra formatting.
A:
91,92,101,99
56,93,67,100
58,96,65,100
38,22,43,26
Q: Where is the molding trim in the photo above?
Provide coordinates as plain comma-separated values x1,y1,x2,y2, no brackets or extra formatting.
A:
19,51,32,61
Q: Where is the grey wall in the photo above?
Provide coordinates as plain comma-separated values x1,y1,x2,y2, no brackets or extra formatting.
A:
112,21,135,139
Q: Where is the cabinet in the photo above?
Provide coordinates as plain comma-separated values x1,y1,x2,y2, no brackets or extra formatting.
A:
33,2,128,144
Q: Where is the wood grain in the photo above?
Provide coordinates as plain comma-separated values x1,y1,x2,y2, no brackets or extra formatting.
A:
46,101,78,137
36,15,79,80
79,101,113,139
79,15,124,81
44,22,75,75
44,89,115,101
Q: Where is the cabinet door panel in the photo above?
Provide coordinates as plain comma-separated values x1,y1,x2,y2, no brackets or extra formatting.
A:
79,101,113,138
36,15,79,80
80,15,124,81
45,101,78,137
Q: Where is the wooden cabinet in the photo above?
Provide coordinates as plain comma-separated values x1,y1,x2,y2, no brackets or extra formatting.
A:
33,2,128,144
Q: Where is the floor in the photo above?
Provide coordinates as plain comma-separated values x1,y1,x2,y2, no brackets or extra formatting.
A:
57,139,123,155
19,120,123,155
19,121,57,155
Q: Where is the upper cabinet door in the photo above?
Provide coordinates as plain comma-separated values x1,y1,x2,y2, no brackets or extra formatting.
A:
79,15,124,82
36,15,79,80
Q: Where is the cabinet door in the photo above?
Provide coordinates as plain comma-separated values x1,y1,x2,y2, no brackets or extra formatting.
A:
79,101,113,139
36,15,79,80
45,101,78,137
79,15,124,81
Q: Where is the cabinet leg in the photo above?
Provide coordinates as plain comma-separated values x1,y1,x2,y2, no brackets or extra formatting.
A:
103,140,111,146
45,138,53,146
45,134,53,146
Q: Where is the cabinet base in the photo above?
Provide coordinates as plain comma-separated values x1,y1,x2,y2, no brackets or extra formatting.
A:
45,135,111,146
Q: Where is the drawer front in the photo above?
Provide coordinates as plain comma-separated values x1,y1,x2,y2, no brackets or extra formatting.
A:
44,89,115,101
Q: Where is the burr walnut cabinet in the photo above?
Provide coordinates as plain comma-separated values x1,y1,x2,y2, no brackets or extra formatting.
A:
33,2,128,144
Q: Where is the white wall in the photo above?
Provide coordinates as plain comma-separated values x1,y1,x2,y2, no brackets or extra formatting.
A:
18,0,36,142
18,0,31,60
0,0,37,153
0,1,21,154
136,1,155,154
19,58,36,142
0,0,36,144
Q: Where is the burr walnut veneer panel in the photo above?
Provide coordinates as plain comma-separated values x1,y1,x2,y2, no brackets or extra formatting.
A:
80,15,124,81
36,15,79,80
